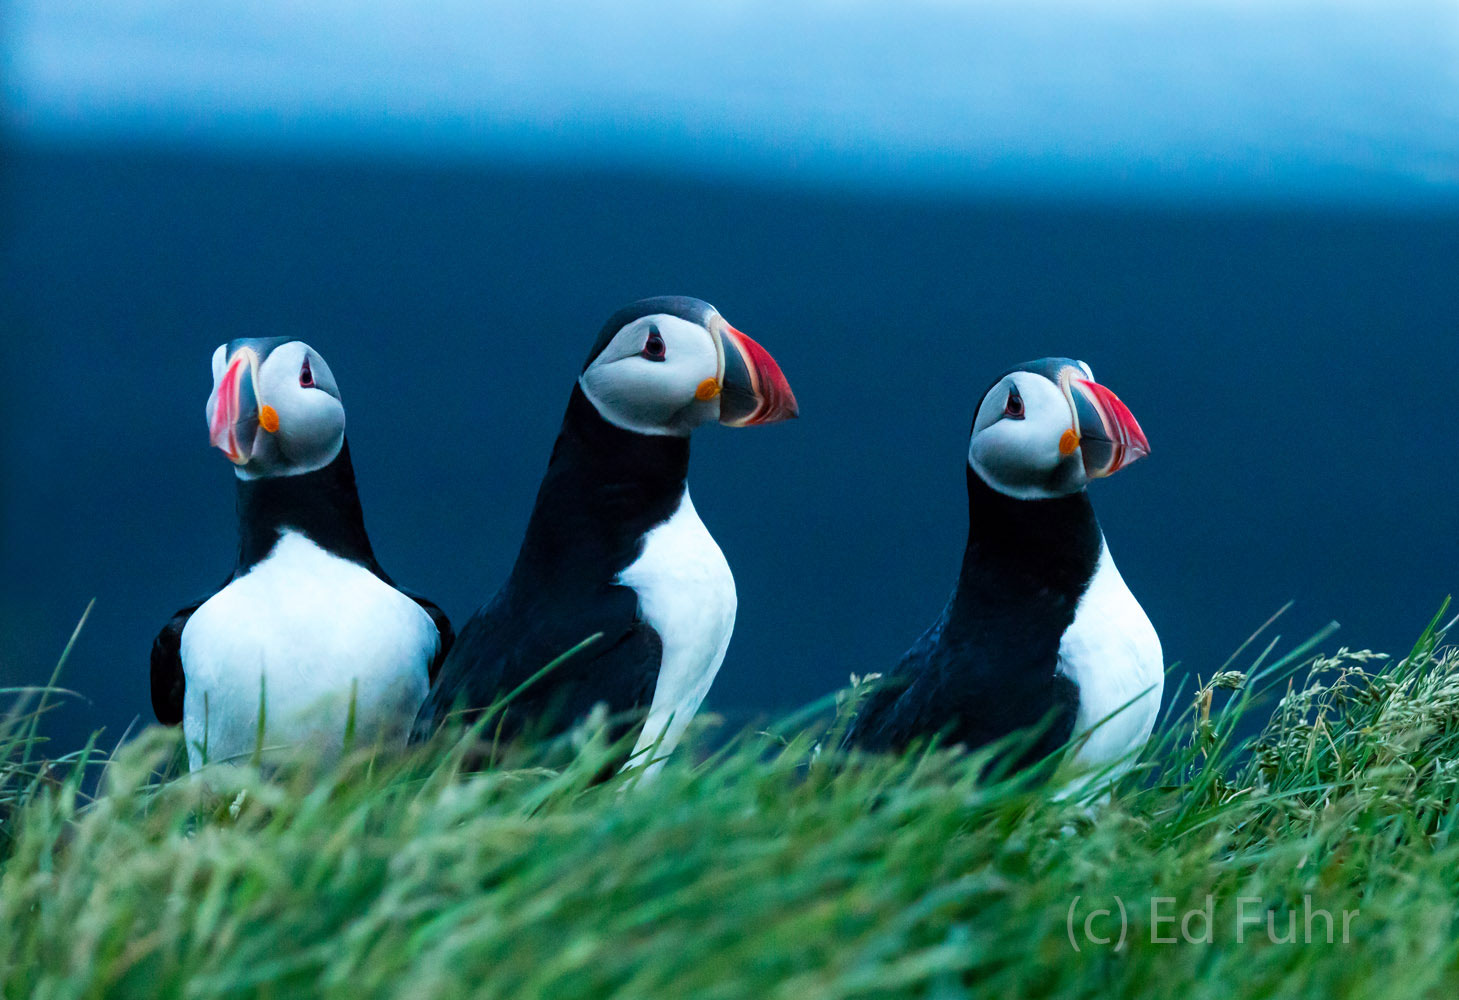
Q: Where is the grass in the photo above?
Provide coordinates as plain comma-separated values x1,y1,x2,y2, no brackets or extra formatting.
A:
2,605,1459,999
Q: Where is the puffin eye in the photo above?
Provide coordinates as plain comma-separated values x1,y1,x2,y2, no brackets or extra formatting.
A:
300,358,315,388
1003,385,1025,419
641,329,667,362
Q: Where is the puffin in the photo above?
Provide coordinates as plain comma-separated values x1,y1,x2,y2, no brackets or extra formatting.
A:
151,338,453,769
416,296,797,773
844,357,1162,790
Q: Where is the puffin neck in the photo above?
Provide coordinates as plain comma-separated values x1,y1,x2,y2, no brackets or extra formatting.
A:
942,466,1103,638
511,386,691,586
234,439,379,574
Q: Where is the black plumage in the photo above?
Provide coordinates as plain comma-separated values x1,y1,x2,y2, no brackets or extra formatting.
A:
414,385,682,745
844,365,1107,769
415,294,790,758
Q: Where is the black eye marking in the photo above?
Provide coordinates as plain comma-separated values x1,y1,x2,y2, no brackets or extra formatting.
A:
641,325,666,362
300,357,315,388
1003,384,1025,419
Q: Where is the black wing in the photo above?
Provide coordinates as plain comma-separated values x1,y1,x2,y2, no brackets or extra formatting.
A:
845,662,1077,771
840,672,913,751
413,583,661,747
150,599,208,726
503,619,663,744
400,590,454,682
840,620,944,751
843,619,1079,773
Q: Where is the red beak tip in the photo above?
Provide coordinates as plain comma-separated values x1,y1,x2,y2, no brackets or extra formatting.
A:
723,323,798,425
778,390,800,421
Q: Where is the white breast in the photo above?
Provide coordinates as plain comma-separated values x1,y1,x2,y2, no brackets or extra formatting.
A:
1055,539,1164,791
179,531,437,770
618,490,737,776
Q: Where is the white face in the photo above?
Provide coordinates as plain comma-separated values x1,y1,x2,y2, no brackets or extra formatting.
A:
968,363,1094,500
578,314,724,436
207,340,346,479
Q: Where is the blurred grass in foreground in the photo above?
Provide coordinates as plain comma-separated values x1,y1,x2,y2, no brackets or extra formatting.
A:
1,603,1458,999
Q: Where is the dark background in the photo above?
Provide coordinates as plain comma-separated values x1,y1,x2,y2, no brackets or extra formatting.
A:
2,138,1456,754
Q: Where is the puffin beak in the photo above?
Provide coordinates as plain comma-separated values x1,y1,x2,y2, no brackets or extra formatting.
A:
207,348,264,465
716,324,799,427
1062,372,1150,478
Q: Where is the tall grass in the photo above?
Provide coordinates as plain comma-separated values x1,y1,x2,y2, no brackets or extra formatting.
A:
0,601,104,855
2,605,1457,999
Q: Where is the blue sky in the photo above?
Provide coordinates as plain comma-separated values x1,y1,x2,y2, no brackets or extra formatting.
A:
7,0,1459,200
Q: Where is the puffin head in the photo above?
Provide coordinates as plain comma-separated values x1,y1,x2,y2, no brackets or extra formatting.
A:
205,338,346,479
967,357,1150,500
578,296,798,437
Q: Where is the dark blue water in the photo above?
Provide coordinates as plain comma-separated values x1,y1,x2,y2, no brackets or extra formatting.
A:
3,140,1456,755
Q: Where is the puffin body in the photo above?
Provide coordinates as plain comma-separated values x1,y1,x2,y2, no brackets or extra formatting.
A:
846,357,1161,788
151,338,452,769
1057,545,1162,775
617,490,737,764
417,297,796,772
